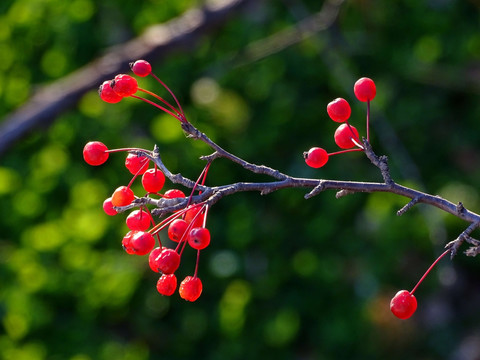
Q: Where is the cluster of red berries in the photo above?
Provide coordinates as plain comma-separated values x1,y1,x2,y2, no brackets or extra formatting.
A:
304,77,376,168
83,60,211,302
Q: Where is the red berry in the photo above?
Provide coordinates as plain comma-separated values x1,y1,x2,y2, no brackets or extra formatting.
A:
354,77,376,102
154,248,181,274
184,206,204,228
179,276,202,302
142,168,166,193
334,123,360,149
122,231,136,254
98,80,123,103
129,231,155,256
103,197,118,216
168,218,189,242
304,147,329,168
157,274,177,296
130,60,152,77
164,189,186,199
126,209,152,231
327,98,351,123
390,290,417,320
149,247,162,272
83,141,109,166
125,153,149,175
111,186,135,207
188,227,211,250
111,74,138,97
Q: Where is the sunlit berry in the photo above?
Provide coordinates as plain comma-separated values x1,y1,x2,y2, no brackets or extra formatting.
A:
98,80,123,103
334,123,360,149
354,77,376,102
390,290,417,320
111,186,135,207
129,231,155,256
130,60,152,77
103,197,118,216
188,227,211,250
83,141,109,166
149,247,163,272
304,147,329,168
157,274,177,296
164,189,186,199
111,74,138,97
142,168,166,193
168,218,189,242
154,248,181,274
327,98,351,123
179,276,202,302
125,153,149,175
122,231,136,254
126,209,152,231
184,206,204,228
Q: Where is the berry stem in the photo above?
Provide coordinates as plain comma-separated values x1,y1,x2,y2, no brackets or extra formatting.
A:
130,95,184,122
137,88,181,116
194,249,200,278
366,100,371,143
328,148,364,156
150,73,186,122
410,249,450,295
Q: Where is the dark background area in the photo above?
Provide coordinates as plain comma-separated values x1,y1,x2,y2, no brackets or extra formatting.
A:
1,0,480,359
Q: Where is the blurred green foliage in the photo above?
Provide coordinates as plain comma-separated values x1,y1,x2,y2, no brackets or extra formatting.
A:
2,0,480,359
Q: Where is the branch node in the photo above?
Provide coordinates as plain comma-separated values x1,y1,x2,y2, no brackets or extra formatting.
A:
336,189,355,198
305,181,325,199
397,195,424,216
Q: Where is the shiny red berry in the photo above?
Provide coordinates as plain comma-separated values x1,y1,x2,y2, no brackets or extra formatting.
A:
83,141,109,166
149,247,162,272
168,218,189,242
126,209,152,231
188,227,211,250
157,274,177,296
111,74,138,97
130,60,152,77
184,206,204,228
390,290,417,320
98,80,123,103
142,168,166,193
111,186,135,207
334,124,360,149
129,231,155,256
103,197,118,216
154,248,181,274
122,231,136,254
164,189,186,199
354,77,376,102
179,276,202,302
125,153,149,175
304,147,329,168
327,98,351,123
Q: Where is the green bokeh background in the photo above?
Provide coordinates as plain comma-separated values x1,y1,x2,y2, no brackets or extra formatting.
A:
2,0,480,359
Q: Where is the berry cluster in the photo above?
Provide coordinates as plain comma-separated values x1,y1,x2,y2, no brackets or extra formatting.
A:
304,77,376,168
84,60,212,302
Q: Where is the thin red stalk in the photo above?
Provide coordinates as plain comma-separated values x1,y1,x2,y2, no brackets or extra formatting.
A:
194,249,200,278
328,148,364,156
185,162,212,209
150,73,186,121
410,249,450,295
130,95,183,122
366,100,371,142
149,206,190,235
105,147,146,153
137,88,181,116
